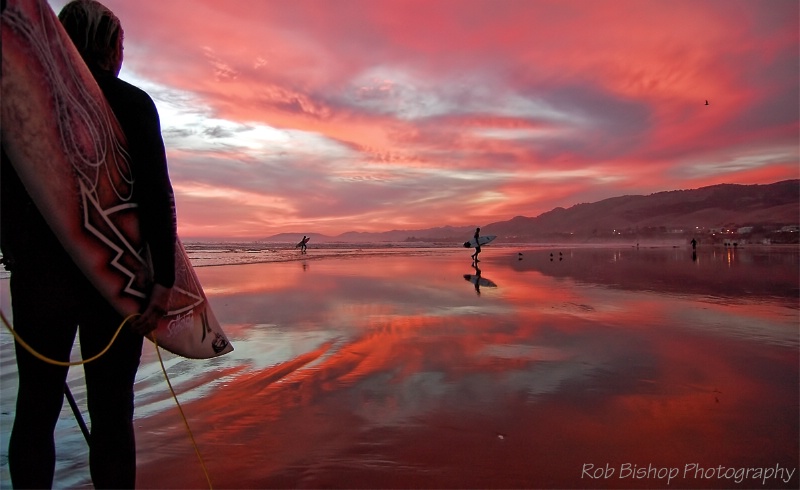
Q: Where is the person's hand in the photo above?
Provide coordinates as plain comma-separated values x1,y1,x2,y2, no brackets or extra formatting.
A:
130,283,172,336
0,256,15,272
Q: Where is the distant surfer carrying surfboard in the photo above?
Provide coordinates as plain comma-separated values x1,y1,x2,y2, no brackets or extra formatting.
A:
2,1,176,487
472,227,482,263
463,229,495,260
297,235,310,253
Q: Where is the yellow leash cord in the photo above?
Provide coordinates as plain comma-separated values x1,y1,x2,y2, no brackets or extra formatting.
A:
0,309,137,367
0,308,213,489
151,334,213,490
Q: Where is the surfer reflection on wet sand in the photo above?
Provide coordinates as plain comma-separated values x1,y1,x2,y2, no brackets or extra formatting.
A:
465,264,483,295
463,263,498,295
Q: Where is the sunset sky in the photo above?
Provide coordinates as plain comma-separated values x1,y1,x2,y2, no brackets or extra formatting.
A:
49,0,800,239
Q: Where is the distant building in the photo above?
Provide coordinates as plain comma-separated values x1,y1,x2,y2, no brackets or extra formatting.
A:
737,226,754,234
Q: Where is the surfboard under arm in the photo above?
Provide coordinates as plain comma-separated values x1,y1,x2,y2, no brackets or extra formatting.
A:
1,0,232,359
463,235,497,248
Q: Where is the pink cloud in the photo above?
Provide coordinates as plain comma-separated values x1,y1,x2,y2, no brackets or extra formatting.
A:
47,0,799,237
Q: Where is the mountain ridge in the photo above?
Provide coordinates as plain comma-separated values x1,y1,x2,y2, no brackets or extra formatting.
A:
259,180,799,243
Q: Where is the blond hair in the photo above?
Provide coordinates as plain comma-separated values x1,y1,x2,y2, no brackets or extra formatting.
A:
58,0,122,73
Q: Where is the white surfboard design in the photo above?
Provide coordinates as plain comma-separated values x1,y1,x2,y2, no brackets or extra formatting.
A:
1,0,232,359
463,235,497,248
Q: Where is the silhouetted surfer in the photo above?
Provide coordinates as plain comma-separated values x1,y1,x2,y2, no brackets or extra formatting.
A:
3,1,177,487
471,227,481,264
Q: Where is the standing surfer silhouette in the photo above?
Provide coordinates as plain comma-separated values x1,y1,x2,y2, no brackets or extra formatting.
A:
2,0,177,487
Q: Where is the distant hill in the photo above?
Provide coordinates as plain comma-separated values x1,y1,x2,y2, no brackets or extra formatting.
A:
261,180,799,244
483,180,798,243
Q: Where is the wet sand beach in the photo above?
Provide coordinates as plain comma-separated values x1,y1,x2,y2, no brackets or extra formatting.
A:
1,245,798,488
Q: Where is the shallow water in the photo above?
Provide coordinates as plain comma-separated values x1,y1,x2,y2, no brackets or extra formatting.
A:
1,245,798,488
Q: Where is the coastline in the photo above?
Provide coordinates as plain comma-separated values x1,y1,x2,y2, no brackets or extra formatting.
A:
0,246,797,489
182,241,799,269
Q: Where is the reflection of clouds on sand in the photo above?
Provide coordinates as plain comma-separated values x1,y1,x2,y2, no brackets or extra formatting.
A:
346,340,585,428
139,324,595,438
505,362,590,400
499,246,799,306
354,372,449,426
134,323,342,418
349,362,589,428
135,249,800,488
4,248,796,489
481,343,568,362
670,302,799,348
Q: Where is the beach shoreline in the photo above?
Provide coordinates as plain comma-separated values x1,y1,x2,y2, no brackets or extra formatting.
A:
1,246,797,489
182,241,799,269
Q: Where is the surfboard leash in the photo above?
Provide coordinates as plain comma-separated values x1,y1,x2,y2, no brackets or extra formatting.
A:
0,309,213,489
0,309,137,367
150,333,214,489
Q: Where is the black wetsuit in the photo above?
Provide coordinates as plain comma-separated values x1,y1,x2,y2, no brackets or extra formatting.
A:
2,71,176,489
473,230,481,261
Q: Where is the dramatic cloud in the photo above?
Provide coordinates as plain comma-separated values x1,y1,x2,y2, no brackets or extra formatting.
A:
48,0,800,238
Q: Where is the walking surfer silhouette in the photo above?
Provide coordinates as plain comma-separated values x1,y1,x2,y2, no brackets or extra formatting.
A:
471,227,482,264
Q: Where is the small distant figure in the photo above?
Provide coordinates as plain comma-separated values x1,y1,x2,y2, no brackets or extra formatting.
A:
297,235,310,253
705,100,709,106
471,227,481,264
690,237,697,250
